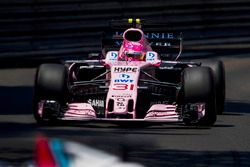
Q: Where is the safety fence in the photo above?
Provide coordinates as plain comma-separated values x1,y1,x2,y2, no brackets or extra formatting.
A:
0,0,250,60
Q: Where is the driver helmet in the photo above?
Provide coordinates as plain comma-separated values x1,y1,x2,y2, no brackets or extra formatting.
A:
121,41,145,61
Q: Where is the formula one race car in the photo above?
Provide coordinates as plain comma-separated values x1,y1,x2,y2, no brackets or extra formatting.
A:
33,19,225,126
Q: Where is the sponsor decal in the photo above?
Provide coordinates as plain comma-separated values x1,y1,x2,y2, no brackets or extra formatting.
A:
154,42,171,47
119,74,130,79
117,102,125,107
111,94,132,98
146,52,156,61
113,32,175,47
116,98,125,107
115,41,171,47
109,52,118,60
114,32,174,39
114,79,134,83
87,99,104,107
114,73,133,83
112,83,134,91
144,32,174,39
113,67,137,73
117,100,126,109
116,98,125,101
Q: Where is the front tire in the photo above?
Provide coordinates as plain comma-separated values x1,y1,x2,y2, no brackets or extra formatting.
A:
33,64,68,124
182,67,217,126
201,60,225,114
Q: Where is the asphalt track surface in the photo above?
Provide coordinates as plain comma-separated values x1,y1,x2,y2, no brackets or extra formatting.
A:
0,55,250,167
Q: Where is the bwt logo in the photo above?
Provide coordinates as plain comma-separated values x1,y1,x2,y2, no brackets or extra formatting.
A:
114,79,134,83
146,52,155,61
108,52,118,60
119,74,130,79
114,74,133,83
114,67,137,73
111,52,118,59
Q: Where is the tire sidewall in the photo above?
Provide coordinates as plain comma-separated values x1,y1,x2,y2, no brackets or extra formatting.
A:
35,64,68,100
201,60,225,114
33,64,68,123
182,66,217,126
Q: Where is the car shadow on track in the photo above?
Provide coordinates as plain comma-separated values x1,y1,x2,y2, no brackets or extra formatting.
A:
0,86,34,115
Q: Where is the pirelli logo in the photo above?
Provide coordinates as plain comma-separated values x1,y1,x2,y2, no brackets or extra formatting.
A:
113,67,137,73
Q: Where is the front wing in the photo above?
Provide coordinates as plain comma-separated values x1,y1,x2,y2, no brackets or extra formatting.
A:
39,101,205,124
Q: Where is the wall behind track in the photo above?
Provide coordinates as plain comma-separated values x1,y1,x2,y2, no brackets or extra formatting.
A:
0,0,250,60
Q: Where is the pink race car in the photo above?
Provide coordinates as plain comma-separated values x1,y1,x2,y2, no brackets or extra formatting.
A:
33,19,225,126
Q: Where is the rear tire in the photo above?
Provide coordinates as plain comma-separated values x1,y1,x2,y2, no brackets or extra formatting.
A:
182,67,217,126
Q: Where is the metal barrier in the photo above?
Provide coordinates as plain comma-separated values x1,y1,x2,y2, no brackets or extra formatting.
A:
0,0,250,59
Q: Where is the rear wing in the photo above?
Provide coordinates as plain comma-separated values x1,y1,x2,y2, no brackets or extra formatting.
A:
102,19,183,60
